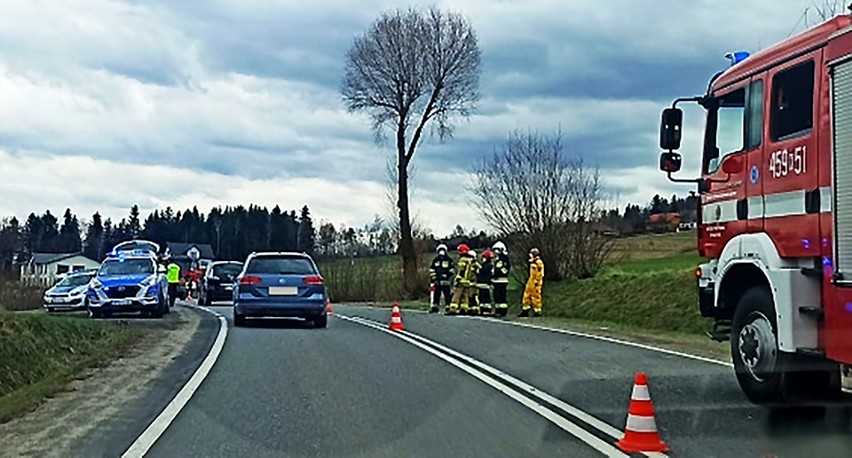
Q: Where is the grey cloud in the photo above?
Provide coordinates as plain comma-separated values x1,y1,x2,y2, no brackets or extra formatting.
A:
0,0,827,230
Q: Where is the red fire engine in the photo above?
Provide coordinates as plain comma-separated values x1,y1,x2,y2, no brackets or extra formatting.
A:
661,15,852,403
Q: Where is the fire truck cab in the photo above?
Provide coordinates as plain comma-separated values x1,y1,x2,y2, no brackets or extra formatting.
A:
660,15,852,404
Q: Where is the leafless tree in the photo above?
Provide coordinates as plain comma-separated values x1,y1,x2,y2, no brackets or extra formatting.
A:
471,129,613,281
801,1,848,27
342,7,481,296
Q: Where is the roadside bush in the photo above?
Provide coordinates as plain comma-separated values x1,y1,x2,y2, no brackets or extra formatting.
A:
319,256,430,303
0,274,44,311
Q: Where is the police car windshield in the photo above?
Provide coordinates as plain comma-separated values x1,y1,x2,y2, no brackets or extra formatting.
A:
57,274,93,287
99,259,154,276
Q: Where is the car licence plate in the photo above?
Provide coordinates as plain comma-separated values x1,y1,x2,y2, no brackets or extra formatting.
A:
269,287,298,296
114,299,132,306
225,285,233,291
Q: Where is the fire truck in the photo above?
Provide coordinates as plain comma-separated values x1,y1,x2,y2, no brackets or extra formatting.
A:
660,15,852,404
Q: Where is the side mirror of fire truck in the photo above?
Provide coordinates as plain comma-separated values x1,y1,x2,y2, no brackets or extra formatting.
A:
659,151,682,173
660,108,683,150
721,155,744,174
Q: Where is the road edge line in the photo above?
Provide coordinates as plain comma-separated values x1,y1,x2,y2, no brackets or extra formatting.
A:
338,314,629,458
341,304,730,367
121,304,228,458
467,316,733,368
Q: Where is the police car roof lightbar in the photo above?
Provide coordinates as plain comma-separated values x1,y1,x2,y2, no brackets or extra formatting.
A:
106,248,158,259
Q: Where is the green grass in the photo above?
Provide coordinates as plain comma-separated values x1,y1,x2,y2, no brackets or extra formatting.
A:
0,312,139,422
507,253,705,335
320,232,709,336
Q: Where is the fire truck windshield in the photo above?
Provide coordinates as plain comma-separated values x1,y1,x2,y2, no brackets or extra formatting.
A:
704,89,745,174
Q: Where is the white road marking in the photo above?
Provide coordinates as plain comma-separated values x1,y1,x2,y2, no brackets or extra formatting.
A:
338,314,632,458
340,304,729,367
122,304,228,458
466,316,733,368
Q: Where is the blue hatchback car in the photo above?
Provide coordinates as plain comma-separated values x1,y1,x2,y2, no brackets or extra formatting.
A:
233,252,328,328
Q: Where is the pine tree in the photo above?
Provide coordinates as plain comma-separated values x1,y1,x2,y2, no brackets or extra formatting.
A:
41,211,60,252
59,209,82,252
128,205,142,239
84,212,104,261
298,205,315,255
0,217,21,270
102,219,115,258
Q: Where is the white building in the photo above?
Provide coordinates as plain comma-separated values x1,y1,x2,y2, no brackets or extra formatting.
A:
20,253,100,286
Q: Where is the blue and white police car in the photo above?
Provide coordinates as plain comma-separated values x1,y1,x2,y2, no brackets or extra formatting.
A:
86,249,169,319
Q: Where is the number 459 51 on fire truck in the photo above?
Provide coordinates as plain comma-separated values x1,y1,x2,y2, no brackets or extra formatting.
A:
660,14,852,404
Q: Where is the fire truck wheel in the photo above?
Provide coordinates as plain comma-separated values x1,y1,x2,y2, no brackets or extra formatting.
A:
732,286,787,404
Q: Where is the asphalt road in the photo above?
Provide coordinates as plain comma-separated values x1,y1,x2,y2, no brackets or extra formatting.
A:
139,304,852,457
145,305,600,457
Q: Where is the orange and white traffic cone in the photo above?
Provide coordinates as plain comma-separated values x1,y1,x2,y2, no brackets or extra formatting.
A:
617,372,669,453
326,299,333,315
389,302,405,331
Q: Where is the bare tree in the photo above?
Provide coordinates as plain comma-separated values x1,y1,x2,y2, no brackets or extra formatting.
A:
471,129,613,281
801,1,848,27
342,7,481,297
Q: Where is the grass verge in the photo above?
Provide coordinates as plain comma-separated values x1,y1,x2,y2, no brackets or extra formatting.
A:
0,312,139,422
507,253,706,335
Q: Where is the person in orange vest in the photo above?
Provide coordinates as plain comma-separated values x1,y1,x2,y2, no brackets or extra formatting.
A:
519,247,544,317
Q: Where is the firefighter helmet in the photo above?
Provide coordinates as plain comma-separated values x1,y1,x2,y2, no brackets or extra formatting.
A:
457,244,470,255
469,250,477,259
492,241,506,254
529,247,540,257
436,243,448,254
483,249,494,259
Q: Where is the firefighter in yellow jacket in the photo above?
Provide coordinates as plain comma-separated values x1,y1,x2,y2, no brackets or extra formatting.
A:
448,244,477,316
519,247,544,317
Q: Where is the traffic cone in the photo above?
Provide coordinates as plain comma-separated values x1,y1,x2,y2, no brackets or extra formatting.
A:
326,299,333,315
617,372,669,453
389,302,405,331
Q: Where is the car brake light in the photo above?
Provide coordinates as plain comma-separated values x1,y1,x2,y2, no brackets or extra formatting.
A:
240,276,262,285
303,275,324,285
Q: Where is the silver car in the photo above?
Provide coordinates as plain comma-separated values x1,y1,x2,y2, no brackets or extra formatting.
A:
44,270,96,313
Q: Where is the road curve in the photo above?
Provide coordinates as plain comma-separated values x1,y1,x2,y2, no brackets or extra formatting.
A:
341,305,852,458
145,305,602,457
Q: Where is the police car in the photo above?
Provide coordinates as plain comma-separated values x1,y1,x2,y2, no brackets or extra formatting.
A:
86,248,169,319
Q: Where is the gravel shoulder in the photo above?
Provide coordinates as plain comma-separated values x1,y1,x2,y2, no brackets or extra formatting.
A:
0,304,208,458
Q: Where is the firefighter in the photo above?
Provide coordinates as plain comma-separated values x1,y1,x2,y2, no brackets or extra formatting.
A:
429,244,455,313
491,241,510,317
520,247,544,317
476,249,495,316
449,244,477,316
467,250,481,315
166,257,181,308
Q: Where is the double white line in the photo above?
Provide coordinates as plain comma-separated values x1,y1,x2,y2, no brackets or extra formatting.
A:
338,314,667,458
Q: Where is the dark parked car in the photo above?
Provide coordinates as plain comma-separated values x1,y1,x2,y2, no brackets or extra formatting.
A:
198,261,243,305
233,252,327,328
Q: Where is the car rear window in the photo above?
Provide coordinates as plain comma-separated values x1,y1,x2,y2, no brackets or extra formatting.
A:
246,257,316,275
213,263,243,278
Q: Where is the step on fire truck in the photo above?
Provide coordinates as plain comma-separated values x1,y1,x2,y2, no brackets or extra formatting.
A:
660,14,852,404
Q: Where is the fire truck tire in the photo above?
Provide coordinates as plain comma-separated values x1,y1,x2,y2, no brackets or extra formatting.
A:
732,286,787,404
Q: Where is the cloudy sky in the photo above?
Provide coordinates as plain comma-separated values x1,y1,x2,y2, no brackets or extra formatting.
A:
0,0,833,234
